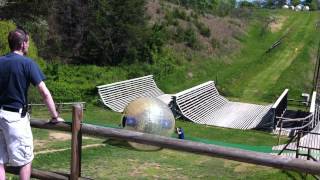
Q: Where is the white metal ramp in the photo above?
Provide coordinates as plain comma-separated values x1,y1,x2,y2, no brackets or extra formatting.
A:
173,81,273,129
97,75,172,112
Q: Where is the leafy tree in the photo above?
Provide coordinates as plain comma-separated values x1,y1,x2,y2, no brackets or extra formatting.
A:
305,0,312,5
0,0,50,22
265,0,276,8
79,0,150,65
47,0,88,61
165,0,235,17
291,0,301,6
239,1,256,8
306,0,319,10
311,0,319,9
277,0,288,6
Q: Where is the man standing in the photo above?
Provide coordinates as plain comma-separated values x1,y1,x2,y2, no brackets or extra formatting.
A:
0,28,64,179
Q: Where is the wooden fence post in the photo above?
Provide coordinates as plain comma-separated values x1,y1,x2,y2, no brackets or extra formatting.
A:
71,104,83,180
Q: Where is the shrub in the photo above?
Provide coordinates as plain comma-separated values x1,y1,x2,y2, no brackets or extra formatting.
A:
214,1,235,17
190,11,199,19
211,37,221,49
194,20,211,37
239,1,256,8
165,10,176,25
174,25,185,42
184,26,200,49
172,8,190,21
46,81,83,102
0,21,15,55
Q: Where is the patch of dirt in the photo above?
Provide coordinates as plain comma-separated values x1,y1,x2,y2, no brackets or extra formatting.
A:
146,0,165,24
223,159,236,168
233,162,255,172
49,132,71,141
270,16,287,33
224,160,273,173
48,131,95,141
34,139,48,147
128,162,170,177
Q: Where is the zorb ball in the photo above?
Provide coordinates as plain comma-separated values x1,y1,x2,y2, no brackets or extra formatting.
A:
122,97,175,150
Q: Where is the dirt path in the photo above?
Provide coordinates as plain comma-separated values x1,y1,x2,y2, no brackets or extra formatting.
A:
241,13,311,100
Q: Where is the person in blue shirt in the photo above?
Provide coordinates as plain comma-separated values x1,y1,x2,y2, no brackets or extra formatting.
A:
0,28,64,180
177,127,185,139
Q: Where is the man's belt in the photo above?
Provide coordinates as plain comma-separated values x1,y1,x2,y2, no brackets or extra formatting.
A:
0,106,27,118
1,106,22,113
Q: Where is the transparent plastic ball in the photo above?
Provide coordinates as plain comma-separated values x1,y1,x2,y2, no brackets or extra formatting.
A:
122,97,175,150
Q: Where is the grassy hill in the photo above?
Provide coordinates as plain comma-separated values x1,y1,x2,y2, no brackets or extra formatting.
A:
25,10,319,106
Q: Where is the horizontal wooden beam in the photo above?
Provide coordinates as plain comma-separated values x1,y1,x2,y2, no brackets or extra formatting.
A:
30,119,320,175
6,166,69,180
6,166,92,180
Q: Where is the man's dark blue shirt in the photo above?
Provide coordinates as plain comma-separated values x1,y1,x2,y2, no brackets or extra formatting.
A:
0,52,45,109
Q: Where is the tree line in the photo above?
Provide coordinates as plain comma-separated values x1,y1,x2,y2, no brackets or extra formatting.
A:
0,0,159,65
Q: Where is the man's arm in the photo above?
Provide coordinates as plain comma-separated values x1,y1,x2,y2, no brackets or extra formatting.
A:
37,81,64,122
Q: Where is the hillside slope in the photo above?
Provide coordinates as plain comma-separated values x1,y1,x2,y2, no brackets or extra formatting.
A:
231,11,319,102
156,10,320,103
0,9,318,105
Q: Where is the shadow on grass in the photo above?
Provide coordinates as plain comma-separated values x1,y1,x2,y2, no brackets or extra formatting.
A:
281,170,308,180
103,138,163,152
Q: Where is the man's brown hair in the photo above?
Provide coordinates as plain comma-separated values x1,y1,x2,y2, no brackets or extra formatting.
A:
8,28,28,51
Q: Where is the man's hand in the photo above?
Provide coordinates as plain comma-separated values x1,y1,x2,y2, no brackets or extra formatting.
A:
49,117,65,124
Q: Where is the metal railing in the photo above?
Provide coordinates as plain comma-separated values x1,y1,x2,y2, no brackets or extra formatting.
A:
276,92,317,144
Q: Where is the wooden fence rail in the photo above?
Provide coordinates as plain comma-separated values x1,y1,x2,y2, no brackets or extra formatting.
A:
9,105,320,179
6,167,70,180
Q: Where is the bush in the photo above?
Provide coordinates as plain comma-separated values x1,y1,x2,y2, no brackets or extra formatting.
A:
174,25,185,42
184,26,201,49
194,20,211,37
172,8,189,21
214,0,236,17
211,37,221,49
46,81,83,102
0,21,15,55
165,9,176,25
239,1,256,8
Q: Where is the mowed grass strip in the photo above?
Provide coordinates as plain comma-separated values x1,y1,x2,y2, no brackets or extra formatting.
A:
241,12,317,101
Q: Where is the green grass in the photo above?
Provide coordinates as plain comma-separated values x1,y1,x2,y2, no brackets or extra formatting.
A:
10,105,307,179
32,145,314,180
